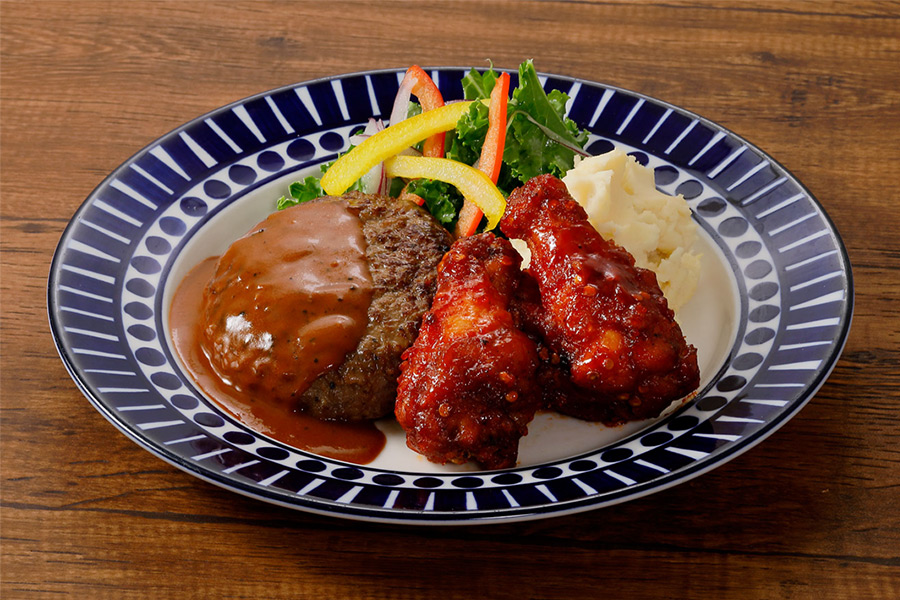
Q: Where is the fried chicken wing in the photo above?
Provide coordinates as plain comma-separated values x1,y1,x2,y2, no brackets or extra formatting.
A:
501,174,699,424
395,233,542,469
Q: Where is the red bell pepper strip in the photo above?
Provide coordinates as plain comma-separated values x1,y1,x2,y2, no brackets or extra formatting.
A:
399,183,426,207
455,71,510,238
403,65,446,158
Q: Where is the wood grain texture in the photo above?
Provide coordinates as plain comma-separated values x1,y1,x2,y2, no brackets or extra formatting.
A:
2,1,899,598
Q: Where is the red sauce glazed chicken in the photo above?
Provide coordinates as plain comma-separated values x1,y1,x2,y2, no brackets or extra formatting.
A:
501,174,700,425
395,233,543,470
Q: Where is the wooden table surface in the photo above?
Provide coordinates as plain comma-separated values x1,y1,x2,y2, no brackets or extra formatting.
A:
2,1,899,597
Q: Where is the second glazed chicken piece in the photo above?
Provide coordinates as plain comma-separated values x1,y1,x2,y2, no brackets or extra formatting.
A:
395,233,542,469
501,174,699,424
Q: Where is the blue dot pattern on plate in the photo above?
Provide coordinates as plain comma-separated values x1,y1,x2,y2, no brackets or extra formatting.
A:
48,68,852,524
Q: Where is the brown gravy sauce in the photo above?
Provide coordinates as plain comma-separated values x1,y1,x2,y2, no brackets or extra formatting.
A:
169,202,386,464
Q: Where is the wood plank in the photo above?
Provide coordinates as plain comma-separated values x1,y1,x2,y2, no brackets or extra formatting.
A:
2,1,899,597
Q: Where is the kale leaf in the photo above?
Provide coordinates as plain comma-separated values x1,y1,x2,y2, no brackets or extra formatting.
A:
504,59,588,183
404,178,464,228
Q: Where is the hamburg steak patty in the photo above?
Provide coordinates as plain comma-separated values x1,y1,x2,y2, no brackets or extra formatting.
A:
299,193,452,419
201,192,452,421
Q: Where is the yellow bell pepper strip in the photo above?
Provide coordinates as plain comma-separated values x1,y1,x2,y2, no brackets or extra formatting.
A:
320,101,473,196
455,71,510,238
403,66,447,158
384,155,506,232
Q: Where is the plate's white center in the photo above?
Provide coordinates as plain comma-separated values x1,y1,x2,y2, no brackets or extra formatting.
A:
165,168,739,473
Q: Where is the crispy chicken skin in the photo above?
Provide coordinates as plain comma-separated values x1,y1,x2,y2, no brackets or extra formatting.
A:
501,174,699,424
395,233,542,469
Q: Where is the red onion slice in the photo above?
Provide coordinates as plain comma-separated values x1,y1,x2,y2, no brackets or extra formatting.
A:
356,119,387,194
390,73,415,127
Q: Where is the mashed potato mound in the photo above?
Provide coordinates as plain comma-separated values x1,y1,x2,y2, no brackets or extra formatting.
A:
512,149,701,312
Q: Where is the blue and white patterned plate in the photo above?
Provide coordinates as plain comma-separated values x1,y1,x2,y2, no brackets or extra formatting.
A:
49,68,853,524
